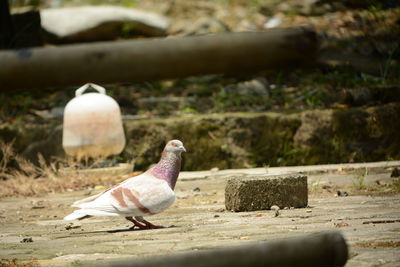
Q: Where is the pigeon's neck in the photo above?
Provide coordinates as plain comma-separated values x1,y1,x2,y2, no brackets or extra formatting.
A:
148,150,181,190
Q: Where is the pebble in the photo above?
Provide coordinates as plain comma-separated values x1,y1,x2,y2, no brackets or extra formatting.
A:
334,222,349,228
270,205,280,211
390,168,399,177
270,205,280,217
337,190,349,197
264,17,282,28
65,223,81,230
31,206,45,209
20,237,33,243
214,208,225,212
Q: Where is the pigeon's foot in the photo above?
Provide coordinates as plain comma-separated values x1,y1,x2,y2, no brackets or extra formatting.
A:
125,216,165,230
135,216,165,229
125,216,147,230
142,221,165,229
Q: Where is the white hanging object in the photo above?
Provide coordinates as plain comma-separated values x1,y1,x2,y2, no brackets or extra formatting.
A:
62,83,126,159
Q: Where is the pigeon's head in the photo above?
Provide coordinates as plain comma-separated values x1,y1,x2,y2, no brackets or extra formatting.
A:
165,140,186,153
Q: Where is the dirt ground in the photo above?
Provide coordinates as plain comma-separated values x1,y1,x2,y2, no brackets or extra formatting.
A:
1,162,400,267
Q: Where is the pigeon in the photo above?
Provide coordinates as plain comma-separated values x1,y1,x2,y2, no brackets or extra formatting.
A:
64,140,186,229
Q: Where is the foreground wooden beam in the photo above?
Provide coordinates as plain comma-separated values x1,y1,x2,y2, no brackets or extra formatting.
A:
0,27,317,91
97,232,348,267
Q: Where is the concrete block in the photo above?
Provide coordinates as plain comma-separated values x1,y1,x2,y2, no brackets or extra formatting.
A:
225,175,308,212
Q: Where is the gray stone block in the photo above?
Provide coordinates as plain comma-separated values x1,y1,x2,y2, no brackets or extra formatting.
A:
225,175,308,212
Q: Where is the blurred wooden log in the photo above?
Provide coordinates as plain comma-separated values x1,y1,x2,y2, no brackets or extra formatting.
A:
0,0,15,49
97,231,348,267
0,27,318,91
0,4,43,49
11,8,43,48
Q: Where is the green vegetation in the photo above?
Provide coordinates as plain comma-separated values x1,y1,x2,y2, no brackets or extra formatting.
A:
353,168,368,190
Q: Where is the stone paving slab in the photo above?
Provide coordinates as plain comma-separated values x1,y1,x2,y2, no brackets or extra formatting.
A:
0,162,400,266
179,161,400,180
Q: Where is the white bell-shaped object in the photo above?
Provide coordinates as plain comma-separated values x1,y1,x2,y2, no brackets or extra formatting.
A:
62,83,125,159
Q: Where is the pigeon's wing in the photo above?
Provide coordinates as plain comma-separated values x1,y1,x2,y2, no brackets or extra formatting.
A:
74,173,175,216
121,173,176,215
71,172,144,207
72,191,105,207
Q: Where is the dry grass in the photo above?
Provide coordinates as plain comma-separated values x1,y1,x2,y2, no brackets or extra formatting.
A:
0,258,39,267
0,141,136,198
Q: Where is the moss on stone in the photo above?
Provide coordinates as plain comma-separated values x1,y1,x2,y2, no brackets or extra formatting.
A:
2,104,399,171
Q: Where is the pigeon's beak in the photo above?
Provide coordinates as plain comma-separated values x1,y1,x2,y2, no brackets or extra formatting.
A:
179,145,186,152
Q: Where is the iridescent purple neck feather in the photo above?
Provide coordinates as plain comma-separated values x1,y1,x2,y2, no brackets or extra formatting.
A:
147,150,182,189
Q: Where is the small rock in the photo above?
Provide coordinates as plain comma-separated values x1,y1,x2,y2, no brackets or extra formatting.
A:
270,205,280,217
337,190,349,197
51,107,65,118
21,237,33,243
214,215,220,218
183,17,230,36
378,259,386,264
334,222,349,228
65,223,81,230
270,205,280,211
31,206,45,209
226,78,269,97
177,194,189,199
263,17,282,29
343,88,373,106
193,187,201,192
375,180,387,186
391,168,400,177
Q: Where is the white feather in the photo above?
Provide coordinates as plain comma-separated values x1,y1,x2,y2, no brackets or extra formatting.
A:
64,209,119,220
72,192,104,207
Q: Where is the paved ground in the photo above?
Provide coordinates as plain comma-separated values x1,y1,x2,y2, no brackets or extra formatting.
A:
1,161,400,267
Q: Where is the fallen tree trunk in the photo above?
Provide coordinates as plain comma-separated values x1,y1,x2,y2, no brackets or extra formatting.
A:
97,231,348,267
0,27,318,91
0,0,14,49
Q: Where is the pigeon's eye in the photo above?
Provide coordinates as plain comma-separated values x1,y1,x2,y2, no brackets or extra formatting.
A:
171,143,177,147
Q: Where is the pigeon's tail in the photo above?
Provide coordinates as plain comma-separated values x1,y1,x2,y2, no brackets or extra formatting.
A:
64,209,119,221
64,210,91,221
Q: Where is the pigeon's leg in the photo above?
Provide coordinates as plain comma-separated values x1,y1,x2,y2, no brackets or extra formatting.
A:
125,216,147,230
135,216,165,229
